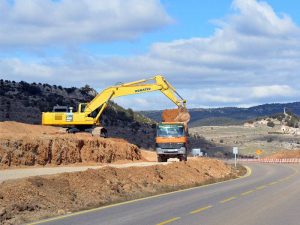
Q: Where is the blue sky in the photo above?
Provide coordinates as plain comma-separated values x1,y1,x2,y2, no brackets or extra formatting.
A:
1,0,300,110
84,0,300,55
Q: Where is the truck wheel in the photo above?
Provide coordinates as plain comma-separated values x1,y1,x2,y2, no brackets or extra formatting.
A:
157,155,162,162
158,155,168,162
183,154,188,161
179,154,187,161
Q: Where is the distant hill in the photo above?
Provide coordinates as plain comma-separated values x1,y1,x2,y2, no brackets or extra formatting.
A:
141,102,300,127
0,79,155,148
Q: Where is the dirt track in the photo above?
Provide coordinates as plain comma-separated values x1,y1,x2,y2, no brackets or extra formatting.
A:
0,122,245,225
0,161,168,183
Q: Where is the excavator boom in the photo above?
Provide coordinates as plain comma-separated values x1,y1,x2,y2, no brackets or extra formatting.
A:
42,75,188,128
84,75,185,115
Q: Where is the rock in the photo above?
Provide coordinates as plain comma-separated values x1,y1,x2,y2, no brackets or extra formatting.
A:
0,207,6,216
57,209,65,215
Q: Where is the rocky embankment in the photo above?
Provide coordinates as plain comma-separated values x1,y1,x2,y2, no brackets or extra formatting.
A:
0,122,141,167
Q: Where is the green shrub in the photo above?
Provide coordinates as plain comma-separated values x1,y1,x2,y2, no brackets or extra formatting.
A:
267,121,275,127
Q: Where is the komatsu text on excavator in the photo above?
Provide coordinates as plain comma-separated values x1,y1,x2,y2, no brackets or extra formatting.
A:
42,75,190,161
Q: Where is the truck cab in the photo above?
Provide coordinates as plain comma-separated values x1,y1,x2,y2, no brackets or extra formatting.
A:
156,122,188,162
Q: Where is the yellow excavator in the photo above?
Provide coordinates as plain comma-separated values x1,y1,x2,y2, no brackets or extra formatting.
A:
42,75,190,136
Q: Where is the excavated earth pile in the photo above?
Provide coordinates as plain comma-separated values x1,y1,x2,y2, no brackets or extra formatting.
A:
162,109,180,122
0,158,243,225
0,122,141,167
161,107,190,123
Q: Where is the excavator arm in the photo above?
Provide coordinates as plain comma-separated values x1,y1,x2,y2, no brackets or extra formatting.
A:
42,75,187,127
84,75,186,124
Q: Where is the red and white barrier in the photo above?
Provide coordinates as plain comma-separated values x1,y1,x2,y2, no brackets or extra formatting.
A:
238,158,300,164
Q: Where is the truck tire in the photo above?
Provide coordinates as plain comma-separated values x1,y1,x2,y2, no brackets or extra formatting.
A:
183,154,188,161
157,155,163,162
179,154,187,161
158,155,168,162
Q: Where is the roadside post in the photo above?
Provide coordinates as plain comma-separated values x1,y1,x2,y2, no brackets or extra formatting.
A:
256,149,262,159
233,147,238,168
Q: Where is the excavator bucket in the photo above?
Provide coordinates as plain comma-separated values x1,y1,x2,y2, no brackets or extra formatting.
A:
162,107,190,124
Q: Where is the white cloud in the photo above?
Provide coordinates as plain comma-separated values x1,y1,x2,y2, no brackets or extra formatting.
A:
114,92,176,110
0,0,172,47
173,85,299,110
251,85,296,98
1,0,300,110
231,0,299,37
114,85,299,110
0,58,53,79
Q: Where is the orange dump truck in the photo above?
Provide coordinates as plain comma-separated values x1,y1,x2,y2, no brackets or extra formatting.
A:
156,108,190,162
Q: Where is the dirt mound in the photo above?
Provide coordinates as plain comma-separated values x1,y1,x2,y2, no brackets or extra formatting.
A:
266,150,300,159
0,158,243,224
0,121,59,136
140,149,157,161
0,122,141,167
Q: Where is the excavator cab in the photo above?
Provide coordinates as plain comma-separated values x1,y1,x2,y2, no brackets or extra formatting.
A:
52,106,69,112
78,103,87,113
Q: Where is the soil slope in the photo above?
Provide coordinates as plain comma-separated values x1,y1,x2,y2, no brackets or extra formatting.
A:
0,158,243,225
266,150,300,159
0,122,141,167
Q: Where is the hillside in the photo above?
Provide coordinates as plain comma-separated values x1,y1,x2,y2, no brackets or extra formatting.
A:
141,102,300,127
0,79,155,149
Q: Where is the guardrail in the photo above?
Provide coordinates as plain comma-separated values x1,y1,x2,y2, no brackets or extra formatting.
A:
238,158,300,164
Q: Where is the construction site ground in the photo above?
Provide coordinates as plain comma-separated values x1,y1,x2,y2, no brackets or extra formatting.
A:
0,121,144,168
266,150,300,159
0,158,244,225
0,121,246,225
190,125,300,157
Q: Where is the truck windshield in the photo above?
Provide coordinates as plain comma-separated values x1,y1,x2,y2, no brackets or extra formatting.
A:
157,124,184,137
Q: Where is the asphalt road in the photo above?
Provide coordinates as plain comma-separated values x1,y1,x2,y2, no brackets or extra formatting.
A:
28,163,300,225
